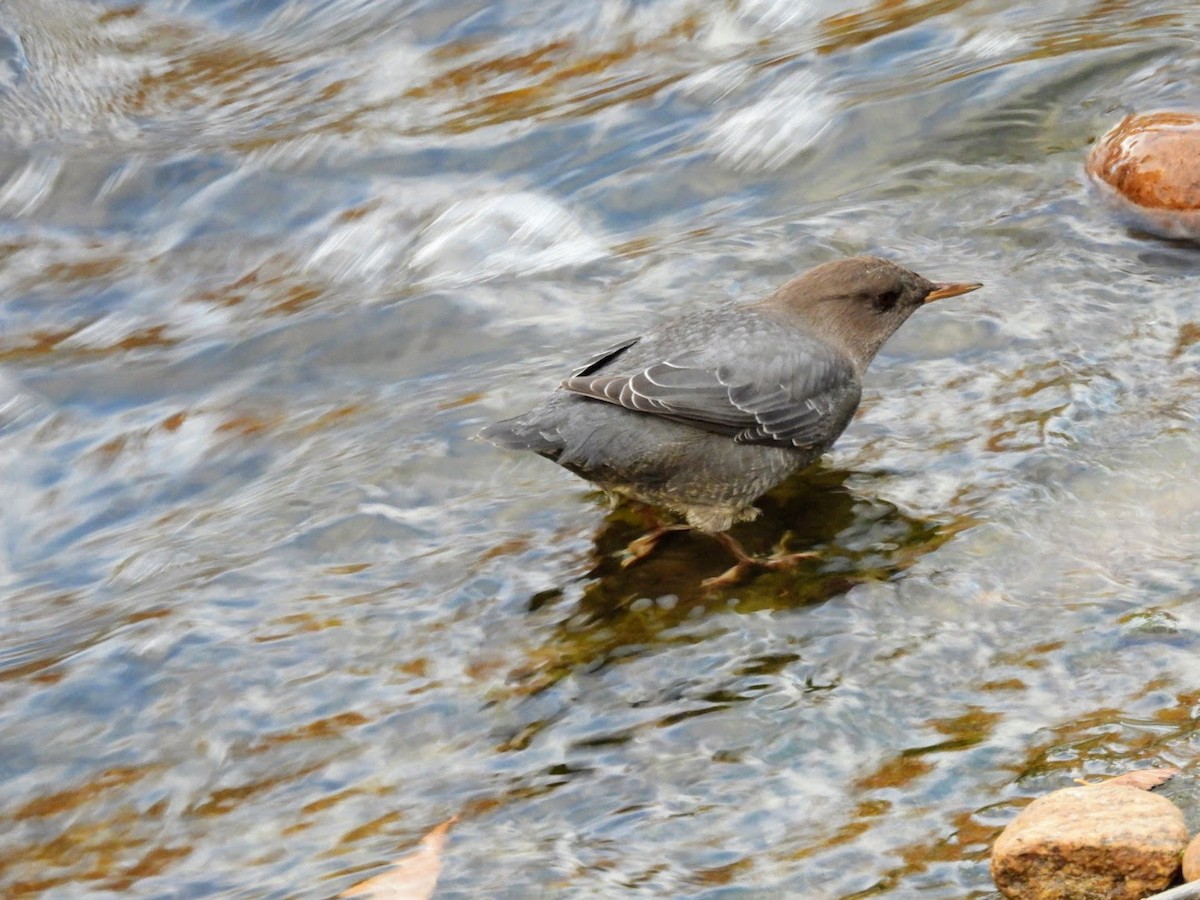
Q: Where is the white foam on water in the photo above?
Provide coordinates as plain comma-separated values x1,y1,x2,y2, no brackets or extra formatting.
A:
705,69,838,172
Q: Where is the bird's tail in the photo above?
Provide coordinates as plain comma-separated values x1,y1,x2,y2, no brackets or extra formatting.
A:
478,415,564,459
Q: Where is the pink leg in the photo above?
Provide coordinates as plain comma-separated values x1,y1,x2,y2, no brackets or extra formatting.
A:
700,532,818,589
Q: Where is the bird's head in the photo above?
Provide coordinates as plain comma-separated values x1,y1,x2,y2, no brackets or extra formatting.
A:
759,256,982,370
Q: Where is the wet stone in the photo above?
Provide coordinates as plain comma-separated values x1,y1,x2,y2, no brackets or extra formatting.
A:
1184,833,1200,883
1086,111,1200,239
991,785,1187,900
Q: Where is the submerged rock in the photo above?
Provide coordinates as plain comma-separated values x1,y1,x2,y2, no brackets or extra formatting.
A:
1086,111,1200,239
991,784,1187,899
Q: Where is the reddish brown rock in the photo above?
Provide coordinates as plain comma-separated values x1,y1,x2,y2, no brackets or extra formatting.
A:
991,784,1187,900
1086,111,1200,239
1184,832,1200,882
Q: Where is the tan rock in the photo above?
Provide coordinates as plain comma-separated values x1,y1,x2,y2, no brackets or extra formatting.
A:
991,784,1187,900
1184,832,1200,882
1085,111,1200,239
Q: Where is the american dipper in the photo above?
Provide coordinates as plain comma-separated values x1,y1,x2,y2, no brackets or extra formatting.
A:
482,256,981,586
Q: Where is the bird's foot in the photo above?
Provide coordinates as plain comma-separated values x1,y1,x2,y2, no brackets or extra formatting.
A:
699,532,818,588
620,524,690,568
700,561,755,589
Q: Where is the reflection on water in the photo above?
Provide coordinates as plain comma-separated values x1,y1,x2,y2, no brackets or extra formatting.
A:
2,0,1200,896
506,467,966,696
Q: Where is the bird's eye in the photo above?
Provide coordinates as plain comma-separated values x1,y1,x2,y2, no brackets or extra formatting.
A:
874,288,902,312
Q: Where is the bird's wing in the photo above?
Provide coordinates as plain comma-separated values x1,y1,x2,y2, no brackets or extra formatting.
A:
569,336,641,378
560,334,861,450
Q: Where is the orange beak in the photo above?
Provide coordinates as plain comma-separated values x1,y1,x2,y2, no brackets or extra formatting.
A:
925,281,983,303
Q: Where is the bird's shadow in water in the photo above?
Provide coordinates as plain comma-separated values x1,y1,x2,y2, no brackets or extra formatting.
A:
508,464,973,696
579,464,965,607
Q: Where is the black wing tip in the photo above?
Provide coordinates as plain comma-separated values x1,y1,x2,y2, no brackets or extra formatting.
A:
571,336,641,378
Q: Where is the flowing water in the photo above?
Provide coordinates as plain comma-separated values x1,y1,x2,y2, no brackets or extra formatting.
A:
2,0,1200,897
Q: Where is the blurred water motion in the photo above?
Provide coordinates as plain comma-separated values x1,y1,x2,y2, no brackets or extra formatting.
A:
2,0,1200,896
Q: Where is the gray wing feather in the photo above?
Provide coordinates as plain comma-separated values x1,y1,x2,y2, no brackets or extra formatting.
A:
560,324,860,450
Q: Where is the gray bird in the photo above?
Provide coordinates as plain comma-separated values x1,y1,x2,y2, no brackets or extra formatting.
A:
482,256,981,585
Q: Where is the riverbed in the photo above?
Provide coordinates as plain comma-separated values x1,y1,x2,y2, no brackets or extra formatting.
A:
2,1,1199,896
